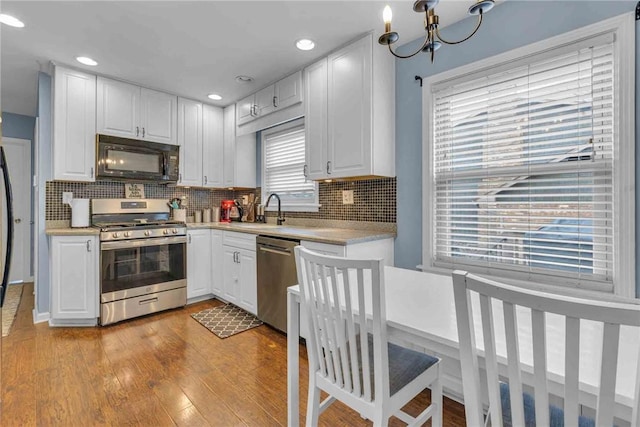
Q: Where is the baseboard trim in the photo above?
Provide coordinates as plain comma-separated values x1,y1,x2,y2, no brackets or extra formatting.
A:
32,309,50,324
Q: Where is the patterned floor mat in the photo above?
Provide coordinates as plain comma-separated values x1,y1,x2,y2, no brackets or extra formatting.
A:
191,303,263,339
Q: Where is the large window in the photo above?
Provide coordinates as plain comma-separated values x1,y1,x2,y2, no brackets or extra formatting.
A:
423,15,635,296
262,119,318,211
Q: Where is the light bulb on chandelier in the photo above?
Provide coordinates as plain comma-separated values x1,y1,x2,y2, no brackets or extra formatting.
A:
378,0,494,63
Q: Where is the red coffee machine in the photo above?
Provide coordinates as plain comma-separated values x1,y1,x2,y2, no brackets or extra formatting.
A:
220,200,235,223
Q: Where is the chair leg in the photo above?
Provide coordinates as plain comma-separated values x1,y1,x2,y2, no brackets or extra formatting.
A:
431,376,443,427
306,377,321,427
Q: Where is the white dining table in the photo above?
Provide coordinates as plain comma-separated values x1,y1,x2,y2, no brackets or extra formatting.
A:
286,266,639,427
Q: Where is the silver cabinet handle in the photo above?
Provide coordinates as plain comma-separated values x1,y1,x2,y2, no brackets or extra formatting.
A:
273,96,278,108
136,126,140,137
204,176,208,185
303,164,308,178
86,240,92,252
326,161,332,175
90,167,94,178
179,173,182,182
188,234,192,244
252,104,258,117
142,127,145,138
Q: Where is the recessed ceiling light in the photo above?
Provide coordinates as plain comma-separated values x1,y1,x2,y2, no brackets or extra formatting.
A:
0,14,24,28
296,39,315,51
235,75,254,83
207,93,222,101
76,56,98,66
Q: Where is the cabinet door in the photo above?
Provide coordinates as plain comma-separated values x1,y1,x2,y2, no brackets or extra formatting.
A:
53,67,96,182
177,98,203,186
222,246,239,304
327,35,372,179
202,104,224,188
187,230,212,299
236,94,255,126
254,85,275,117
140,88,177,145
275,71,303,110
97,77,140,139
50,236,97,320
238,249,257,315
304,59,328,180
210,231,224,296
223,105,236,187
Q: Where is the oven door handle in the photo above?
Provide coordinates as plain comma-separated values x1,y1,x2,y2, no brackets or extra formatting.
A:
101,236,187,251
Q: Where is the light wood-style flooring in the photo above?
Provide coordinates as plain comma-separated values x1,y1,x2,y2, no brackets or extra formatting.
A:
1,283,466,426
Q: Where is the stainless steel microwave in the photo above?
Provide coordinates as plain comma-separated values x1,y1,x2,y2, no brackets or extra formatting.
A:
96,134,179,183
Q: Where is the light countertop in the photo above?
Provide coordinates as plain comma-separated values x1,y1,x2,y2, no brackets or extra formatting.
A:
187,222,395,245
45,227,100,236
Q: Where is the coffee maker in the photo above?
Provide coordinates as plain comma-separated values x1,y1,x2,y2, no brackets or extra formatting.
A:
220,200,235,223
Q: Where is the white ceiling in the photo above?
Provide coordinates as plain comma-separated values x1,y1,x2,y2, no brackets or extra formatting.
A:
1,0,495,117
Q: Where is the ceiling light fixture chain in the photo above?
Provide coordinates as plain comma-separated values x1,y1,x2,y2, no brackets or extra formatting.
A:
378,0,494,63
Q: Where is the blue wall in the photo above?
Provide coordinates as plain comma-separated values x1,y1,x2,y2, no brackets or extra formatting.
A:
2,112,35,142
393,1,639,296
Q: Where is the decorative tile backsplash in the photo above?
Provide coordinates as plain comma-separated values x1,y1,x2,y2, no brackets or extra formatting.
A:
46,177,396,224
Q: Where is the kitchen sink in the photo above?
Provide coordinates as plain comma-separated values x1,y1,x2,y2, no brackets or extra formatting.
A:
230,223,282,229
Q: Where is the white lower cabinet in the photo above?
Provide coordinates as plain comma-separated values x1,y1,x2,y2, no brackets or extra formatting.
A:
222,231,257,315
50,235,98,325
187,229,212,299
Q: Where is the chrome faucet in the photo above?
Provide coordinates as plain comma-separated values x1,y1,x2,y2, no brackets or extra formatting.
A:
265,193,285,225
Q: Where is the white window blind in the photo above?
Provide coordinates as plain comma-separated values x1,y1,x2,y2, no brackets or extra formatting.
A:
431,35,615,288
263,124,317,207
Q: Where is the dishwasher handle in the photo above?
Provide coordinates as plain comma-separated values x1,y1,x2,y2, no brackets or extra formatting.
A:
258,246,292,256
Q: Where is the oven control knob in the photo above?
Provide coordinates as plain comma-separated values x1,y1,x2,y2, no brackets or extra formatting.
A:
163,229,169,235
124,231,131,238
144,230,151,236
172,228,178,234
112,232,120,238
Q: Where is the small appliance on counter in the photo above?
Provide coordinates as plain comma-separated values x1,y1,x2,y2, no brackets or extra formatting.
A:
64,194,90,227
220,200,235,223
230,200,243,222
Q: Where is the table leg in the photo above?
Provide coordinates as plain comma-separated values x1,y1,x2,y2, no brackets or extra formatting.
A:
287,290,300,427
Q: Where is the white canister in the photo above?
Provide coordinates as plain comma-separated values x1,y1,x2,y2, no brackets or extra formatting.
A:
70,199,90,228
203,208,212,223
194,210,202,223
173,208,186,223
212,207,221,223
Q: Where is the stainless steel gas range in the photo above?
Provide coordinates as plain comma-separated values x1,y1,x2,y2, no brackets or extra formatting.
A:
92,199,187,325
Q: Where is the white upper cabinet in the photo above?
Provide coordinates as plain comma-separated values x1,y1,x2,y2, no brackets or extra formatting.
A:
97,78,140,139
275,71,303,110
236,93,256,126
202,104,224,188
304,33,395,180
53,66,96,182
223,104,256,188
140,88,177,144
177,98,203,186
97,77,178,145
235,71,303,127
304,58,328,180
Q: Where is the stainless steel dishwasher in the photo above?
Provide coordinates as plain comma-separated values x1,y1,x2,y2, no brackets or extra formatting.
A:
256,235,300,332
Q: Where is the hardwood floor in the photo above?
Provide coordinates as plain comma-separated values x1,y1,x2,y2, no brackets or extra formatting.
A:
1,283,466,426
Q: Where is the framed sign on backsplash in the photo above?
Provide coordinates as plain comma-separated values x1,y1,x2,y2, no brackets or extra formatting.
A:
125,183,145,199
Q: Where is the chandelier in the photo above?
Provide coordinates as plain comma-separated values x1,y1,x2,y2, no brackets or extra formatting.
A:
378,0,495,62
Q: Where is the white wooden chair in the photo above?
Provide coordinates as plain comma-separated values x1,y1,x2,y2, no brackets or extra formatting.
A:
452,270,640,427
294,246,442,426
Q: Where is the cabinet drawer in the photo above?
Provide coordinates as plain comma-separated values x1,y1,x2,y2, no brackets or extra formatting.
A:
223,231,257,250
300,240,346,257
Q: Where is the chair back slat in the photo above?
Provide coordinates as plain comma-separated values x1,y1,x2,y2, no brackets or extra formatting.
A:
531,309,550,426
564,316,580,427
595,322,619,426
294,246,388,404
452,271,484,427
503,301,525,427
479,294,503,427
452,270,640,427
340,266,361,396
